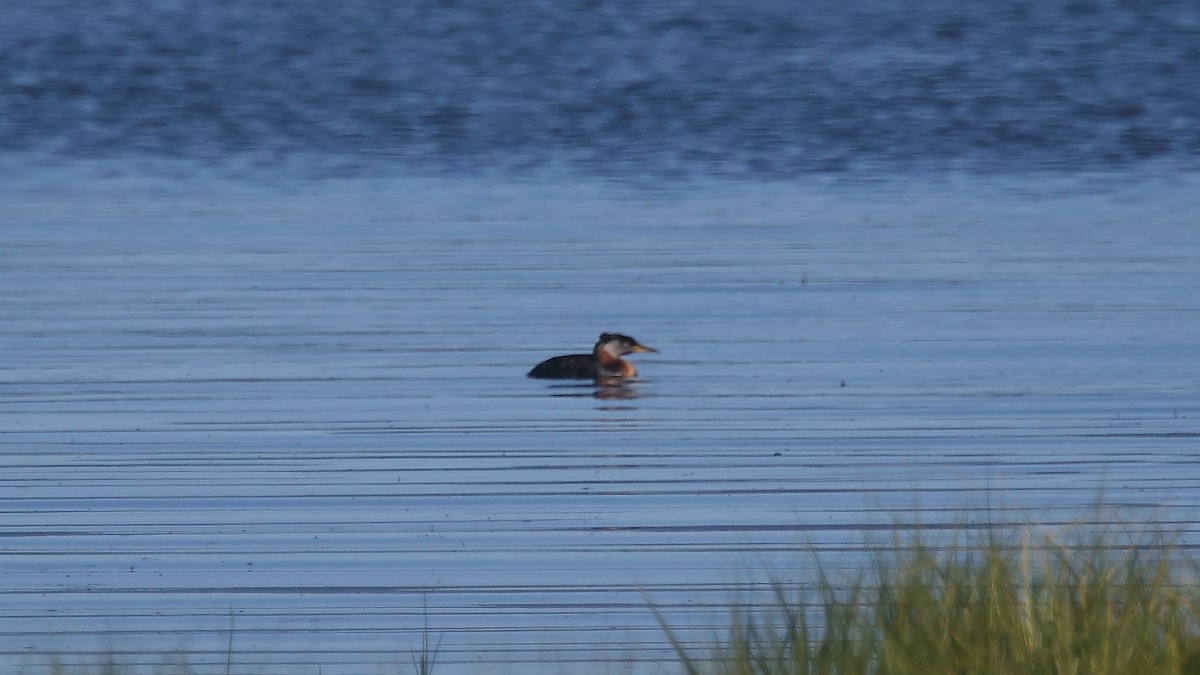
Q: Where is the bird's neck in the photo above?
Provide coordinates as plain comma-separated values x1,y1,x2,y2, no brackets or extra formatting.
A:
594,344,621,365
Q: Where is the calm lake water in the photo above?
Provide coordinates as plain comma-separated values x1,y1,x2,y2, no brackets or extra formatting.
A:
3,170,1199,674
3,0,1200,672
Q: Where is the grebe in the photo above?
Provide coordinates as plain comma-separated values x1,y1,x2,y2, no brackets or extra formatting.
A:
528,333,657,380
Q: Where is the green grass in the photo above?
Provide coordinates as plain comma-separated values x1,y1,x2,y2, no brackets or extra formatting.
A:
659,524,1200,675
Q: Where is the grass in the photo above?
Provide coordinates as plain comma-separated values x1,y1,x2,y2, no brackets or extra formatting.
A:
410,595,443,675
658,523,1200,675
25,522,1200,675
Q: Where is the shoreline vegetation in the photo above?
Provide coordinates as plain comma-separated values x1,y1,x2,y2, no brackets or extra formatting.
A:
29,522,1200,675
660,521,1200,675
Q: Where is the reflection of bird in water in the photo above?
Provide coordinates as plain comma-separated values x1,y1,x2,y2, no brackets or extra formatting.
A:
527,333,657,382
592,384,641,401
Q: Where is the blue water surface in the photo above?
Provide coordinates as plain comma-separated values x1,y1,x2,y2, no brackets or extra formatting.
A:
2,0,1198,178
2,2,1200,673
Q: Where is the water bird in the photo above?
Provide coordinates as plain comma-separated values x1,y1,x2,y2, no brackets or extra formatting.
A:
528,333,657,381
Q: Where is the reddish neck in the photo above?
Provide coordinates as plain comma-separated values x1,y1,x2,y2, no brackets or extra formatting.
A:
594,344,618,364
